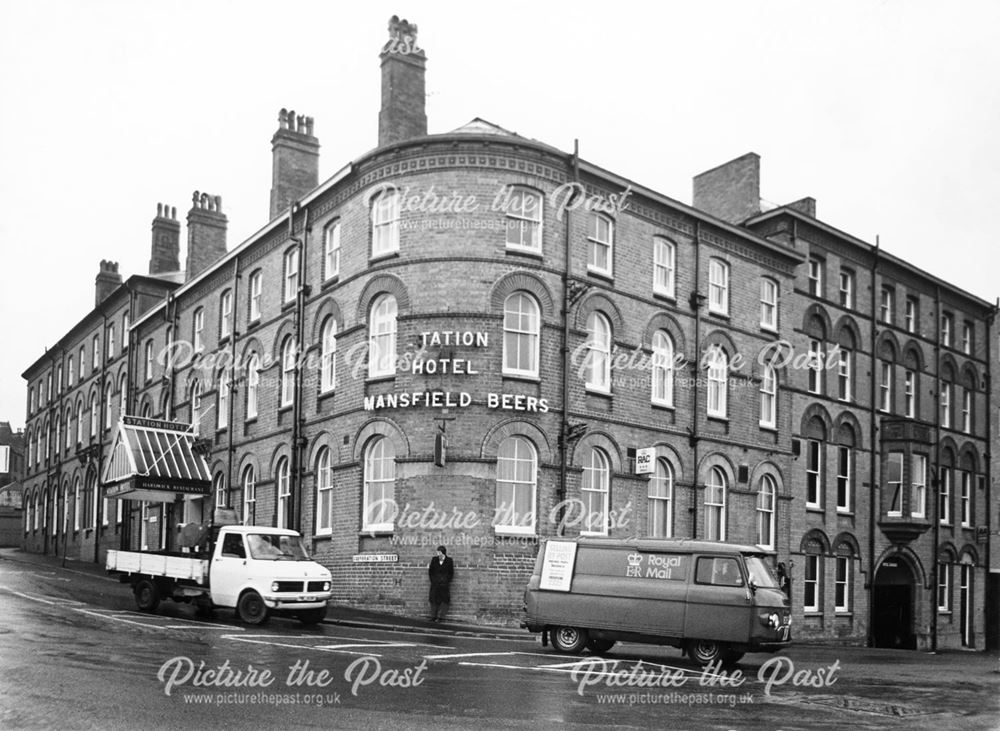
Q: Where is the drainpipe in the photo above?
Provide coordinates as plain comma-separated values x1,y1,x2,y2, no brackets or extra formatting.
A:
226,256,241,510
986,300,998,650
867,238,879,647
290,202,310,532
94,311,109,565
557,142,580,536
121,284,136,551
931,283,942,652
689,220,703,539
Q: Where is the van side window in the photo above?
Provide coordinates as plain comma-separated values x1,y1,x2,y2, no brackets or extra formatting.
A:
695,557,743,587
221,533,246,558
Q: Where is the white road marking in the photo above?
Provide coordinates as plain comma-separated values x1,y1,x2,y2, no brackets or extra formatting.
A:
3,589,57,605
222,636,381,656
425,651,556,660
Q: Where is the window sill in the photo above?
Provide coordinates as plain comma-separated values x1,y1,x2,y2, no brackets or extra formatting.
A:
806,505,824,513
836,510,854,517
358,529,394,537
247,319,261,332
803,611,823,617
707,309,730,320
707,414,728,423
369,251,399,265
321,276,340,292
758,423,777,431
505,246,543,260
281,300,296,312
366,375,396,385
652,290,676,303
586,266,614,282
760,324,778,335
502,373,541,384
834,611,853,618
585,387,612,399
494,528,537,538
651,401,674,411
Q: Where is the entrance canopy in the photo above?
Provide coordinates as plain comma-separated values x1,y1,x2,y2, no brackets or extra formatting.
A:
101,416,211,502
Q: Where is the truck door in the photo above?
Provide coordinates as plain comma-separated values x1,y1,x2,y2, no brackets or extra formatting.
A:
210,532,248,608
683,556,752,643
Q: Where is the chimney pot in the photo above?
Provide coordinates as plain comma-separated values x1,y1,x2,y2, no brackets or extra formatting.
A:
269,107,319,219
95,259,123,306
149,202,181,275
186,190,228,281
378,15,427,148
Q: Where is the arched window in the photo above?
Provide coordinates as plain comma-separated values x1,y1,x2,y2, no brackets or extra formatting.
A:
89,392,99,439
280,338,296,407
246,352,260,420
242,465,256,525
371,188,400,257
321,318,337,393
756,475,776,549
503,293,540,377
651,331,674,407
275,457,290,529
119,373,127,418
760,363,777,428
217,370,230,430
581,447,610,535
363,436,396,532
368,295,398,378
315,448,333,536
706,346,728,418
84,472,96,529
62,483,70,535
705,467,727,541
494,436,537,535
54,415,62,457
585,312,612,392
213,472,227,509
648,458,673,538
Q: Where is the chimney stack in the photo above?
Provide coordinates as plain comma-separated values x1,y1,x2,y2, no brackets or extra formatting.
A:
149,203,181,275
186,191,228,282
269,109,320,220
692,152,761,224
378,15,427,147
95,260,122,306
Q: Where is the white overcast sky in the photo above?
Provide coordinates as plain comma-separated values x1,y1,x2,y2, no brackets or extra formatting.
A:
1,0,999,429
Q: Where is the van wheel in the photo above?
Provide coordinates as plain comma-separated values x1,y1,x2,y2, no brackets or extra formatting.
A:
586,638,616,655
550,626,588,654
687,639,723,665
237,591,269,625
134,579,160,613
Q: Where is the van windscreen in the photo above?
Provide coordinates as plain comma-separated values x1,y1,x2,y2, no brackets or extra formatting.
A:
744,555,781,589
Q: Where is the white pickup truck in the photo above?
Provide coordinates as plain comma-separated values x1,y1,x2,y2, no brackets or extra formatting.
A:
106,525,333,625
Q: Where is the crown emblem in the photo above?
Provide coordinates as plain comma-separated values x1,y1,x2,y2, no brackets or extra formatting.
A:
627,552,643,567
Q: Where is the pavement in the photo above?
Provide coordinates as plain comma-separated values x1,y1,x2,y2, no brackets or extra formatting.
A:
0,546,526,640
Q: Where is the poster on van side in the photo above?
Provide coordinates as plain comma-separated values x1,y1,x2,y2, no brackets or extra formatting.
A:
539,540,577,591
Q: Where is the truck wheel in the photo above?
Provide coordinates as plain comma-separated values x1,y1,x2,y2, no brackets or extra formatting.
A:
237,591,269,625
134,579,160,613
687,639,723,665
586,638,616,655
550,626,588,654
297,608,327,626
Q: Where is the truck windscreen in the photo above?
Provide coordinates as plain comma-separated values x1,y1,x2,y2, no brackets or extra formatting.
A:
744,555,781,590
246,534,311,561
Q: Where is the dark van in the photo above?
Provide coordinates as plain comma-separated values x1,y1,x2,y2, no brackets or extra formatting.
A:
522,537,791,664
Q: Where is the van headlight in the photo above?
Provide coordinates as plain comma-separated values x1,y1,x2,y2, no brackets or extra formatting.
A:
323,581,331,592
271,581,279,592
760,612,780,629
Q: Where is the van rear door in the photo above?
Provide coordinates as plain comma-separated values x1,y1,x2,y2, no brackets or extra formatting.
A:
683,555,752,643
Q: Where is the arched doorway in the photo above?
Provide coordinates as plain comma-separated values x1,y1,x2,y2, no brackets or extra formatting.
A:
873,557,917,649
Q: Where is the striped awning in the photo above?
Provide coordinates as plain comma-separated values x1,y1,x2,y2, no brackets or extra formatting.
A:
101,416,211,502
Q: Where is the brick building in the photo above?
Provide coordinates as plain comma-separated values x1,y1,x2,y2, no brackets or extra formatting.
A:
19,16,998,650
0,422,26,546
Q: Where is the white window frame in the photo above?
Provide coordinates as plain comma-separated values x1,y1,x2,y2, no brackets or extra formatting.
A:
68,358,75,388
652,237,675,298
834,556,850,612
92,334,100,370
759,363,776,428
315,448,333,536
122,312,130,350
962,322,972,355
217,370,229,430
144,341,153,382
371,189,400,257
79,345,86,380
363,436,396,533
283,247,299,304
838,270,853,308
960,470,971,527
756,475,775,549
961,388,971,433
807,257,822,297
804,554,820,613
905,297,917,333
502,293,540,378
708,259,729,316
880,287,894,325
837,347,851,402
276,457,290,529
806,439,822,509
879,360,892,412
107,324,115,360
246,353,259,420
887,451,904,517
280,339,295,408
941,382,952,429
938,562,952,612
706,346,728,419
836,445,851,513
504,187,542,253
904,370,916,418
104,385,113,432
190,380,202,433
242,466,256,525
214,472,227,509
324,220,341,279
760,278,778,331
368,295,398,379
587,213,614,277
193,308,205,353
220,290,232,339
321,319,337,393
89,393,98,438
651,331,674,408
808,340,823,395
581,448,610,536
494,436,537,536
941,313,952,347
249,271,262,322
585,312,612,393
647,458,673,538
704,467,726,541
939,468,952,525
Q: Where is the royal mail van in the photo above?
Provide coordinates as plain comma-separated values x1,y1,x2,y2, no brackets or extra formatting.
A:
522,537,791,664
